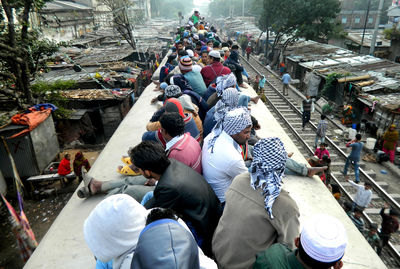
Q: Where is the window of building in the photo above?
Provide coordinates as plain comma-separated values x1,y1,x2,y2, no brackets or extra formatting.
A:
342,17,347,24
368,17,373,24
355,17,360,24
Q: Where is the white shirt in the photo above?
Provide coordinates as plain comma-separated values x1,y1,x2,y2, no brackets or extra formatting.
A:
349,180,372,207
202,131,248,203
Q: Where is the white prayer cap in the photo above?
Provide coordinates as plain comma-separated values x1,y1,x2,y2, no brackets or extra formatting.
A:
208,50,221,59
300,214,347,263
186,49,194,58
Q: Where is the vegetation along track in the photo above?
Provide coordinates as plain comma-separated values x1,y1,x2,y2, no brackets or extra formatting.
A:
240,53,400,268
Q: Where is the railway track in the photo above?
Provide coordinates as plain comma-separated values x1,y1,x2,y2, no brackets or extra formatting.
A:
240,53,400,268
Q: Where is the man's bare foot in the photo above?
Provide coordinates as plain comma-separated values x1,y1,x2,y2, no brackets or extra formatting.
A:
307,166,328,178
89,179,102,194
287,152,294,158
239,83,248,89
251,96,260,104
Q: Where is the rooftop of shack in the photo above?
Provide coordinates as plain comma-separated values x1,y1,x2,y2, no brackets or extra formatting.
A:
285,40,400,95
60,88,133,101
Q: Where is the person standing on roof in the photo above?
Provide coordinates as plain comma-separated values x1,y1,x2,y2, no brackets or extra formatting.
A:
201,50,231,88
190,11,200,25
342,134,363,183
301,95,314,130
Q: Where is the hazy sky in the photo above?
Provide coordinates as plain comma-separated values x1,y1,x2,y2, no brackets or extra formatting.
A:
194,0,210,6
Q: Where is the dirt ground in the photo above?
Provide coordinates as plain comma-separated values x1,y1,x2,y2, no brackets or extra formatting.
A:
0,149,101,269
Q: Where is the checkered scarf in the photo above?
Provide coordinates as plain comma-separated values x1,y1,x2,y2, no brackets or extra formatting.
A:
216,73,237,97
250,137,287,219
208,107,251,152
214,87,239,123
165,85,182,98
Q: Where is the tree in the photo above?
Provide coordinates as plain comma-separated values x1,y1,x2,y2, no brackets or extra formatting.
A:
256,0,341,54
98,0,144,50
0,0,58,107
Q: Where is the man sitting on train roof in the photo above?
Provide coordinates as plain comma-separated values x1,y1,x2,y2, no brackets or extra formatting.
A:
201,50,231,88
212,137,300,269
202,106,328,205
254,214,347,269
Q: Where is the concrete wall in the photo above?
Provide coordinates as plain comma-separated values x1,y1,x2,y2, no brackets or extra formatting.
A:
24,82,387,269
30,114,60,172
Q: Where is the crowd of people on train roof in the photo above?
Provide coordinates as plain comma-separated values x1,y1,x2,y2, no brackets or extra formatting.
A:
77,11,399,269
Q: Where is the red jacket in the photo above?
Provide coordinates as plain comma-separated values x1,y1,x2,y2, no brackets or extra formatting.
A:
58,158,71,175
166,133,202,174
201,62,231,87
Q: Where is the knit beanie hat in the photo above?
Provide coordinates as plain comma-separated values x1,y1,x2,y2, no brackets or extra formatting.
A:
179,57,193,72
83,194,148,263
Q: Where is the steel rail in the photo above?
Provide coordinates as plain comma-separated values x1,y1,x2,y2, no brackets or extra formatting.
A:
241,54,400,262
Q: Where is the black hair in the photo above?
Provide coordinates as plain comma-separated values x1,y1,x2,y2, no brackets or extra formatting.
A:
331,184,340,194
196,41,202,47
178,50,188,57
364,182,371,187
185,46,194,51
343,201,352,212
298,238,340,269
146,208,178,225
129,141,170,174
231,44,239,50
207,40,213,44
390,209,400,216
167,55,176,63
221,42,229,48
160,112,185,138
321,154,331,164
354,206,363,214
321,114,326,120
251,116,259,129
227,40,233,46
356,134,362,140
176,41,183,46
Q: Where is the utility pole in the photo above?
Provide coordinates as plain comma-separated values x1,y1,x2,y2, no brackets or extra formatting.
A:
242,0,244,18
360,0,372,54
370,0,385,55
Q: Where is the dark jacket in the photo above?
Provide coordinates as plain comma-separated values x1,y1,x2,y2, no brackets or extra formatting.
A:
223,51,243,72
131,219,200,269
145,159,222,256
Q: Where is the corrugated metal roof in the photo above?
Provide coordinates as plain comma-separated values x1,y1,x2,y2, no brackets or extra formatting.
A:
43,0,92,11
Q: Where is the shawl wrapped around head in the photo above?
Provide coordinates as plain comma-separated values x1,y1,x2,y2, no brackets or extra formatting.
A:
215,73,237,97
250,137,287,219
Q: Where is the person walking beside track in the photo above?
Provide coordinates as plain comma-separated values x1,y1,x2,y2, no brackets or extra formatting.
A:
281,69,291,96
314,114,328,148
342,134,363,183
301,95,314,130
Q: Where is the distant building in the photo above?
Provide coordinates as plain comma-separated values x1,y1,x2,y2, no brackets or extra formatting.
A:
338,10,379,29
388,5,400,27
34,0,95,42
